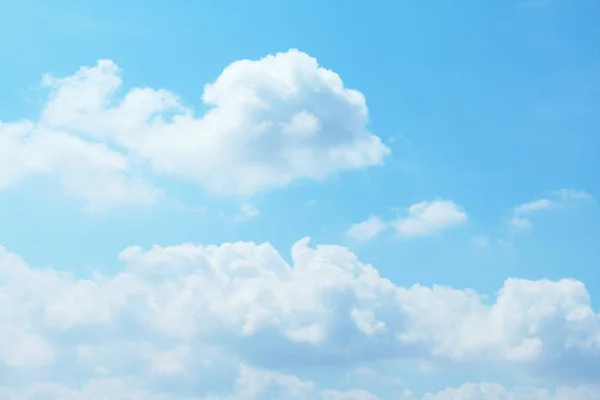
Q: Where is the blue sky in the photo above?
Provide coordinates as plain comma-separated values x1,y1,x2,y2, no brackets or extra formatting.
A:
1,0,599,399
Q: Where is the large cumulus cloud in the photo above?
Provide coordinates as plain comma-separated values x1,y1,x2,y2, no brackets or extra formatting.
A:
1,239,599,398
0,50,389,211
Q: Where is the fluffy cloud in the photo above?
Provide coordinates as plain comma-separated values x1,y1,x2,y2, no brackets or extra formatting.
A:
394,200,468,237
0,120,161,212
346,200,468,242
0,50,389,210
1,238,599,397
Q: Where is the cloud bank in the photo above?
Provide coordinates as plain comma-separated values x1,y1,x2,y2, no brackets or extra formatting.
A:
0,238,599,398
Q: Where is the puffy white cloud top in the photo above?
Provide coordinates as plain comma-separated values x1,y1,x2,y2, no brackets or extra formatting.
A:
0,50,389,211
0,238,599,398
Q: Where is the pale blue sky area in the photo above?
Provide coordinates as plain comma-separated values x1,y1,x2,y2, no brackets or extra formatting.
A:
0,0,599,398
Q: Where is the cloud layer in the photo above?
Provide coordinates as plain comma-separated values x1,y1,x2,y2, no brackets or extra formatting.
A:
1,238,599,398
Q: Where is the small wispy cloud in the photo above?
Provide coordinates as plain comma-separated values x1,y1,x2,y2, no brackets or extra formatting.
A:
346,216,387,242
513,198,559,215
510,216,533,230
346,200,468,242
553,189,593,202
509,198,550,229
510,189,593,229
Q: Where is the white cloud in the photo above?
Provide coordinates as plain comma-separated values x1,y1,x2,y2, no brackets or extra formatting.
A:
0,324,53,368
1,372,598,400
0,50,389,210
510,189,593,229
1,376,598,400
510,199,552,229
394,200,468,237
0,239,599,397
553,189,593,202
401,382,600,400
0,365,381,400
0,121,162,212
346,200,468,242
214,365,381,400
149,345,190,376
510,216,533,229
352,366,404,388
346,216,387,242
513,199,558,214
350,308,387,336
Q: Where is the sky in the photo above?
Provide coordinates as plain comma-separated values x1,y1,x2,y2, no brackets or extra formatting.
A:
0,0,600,399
